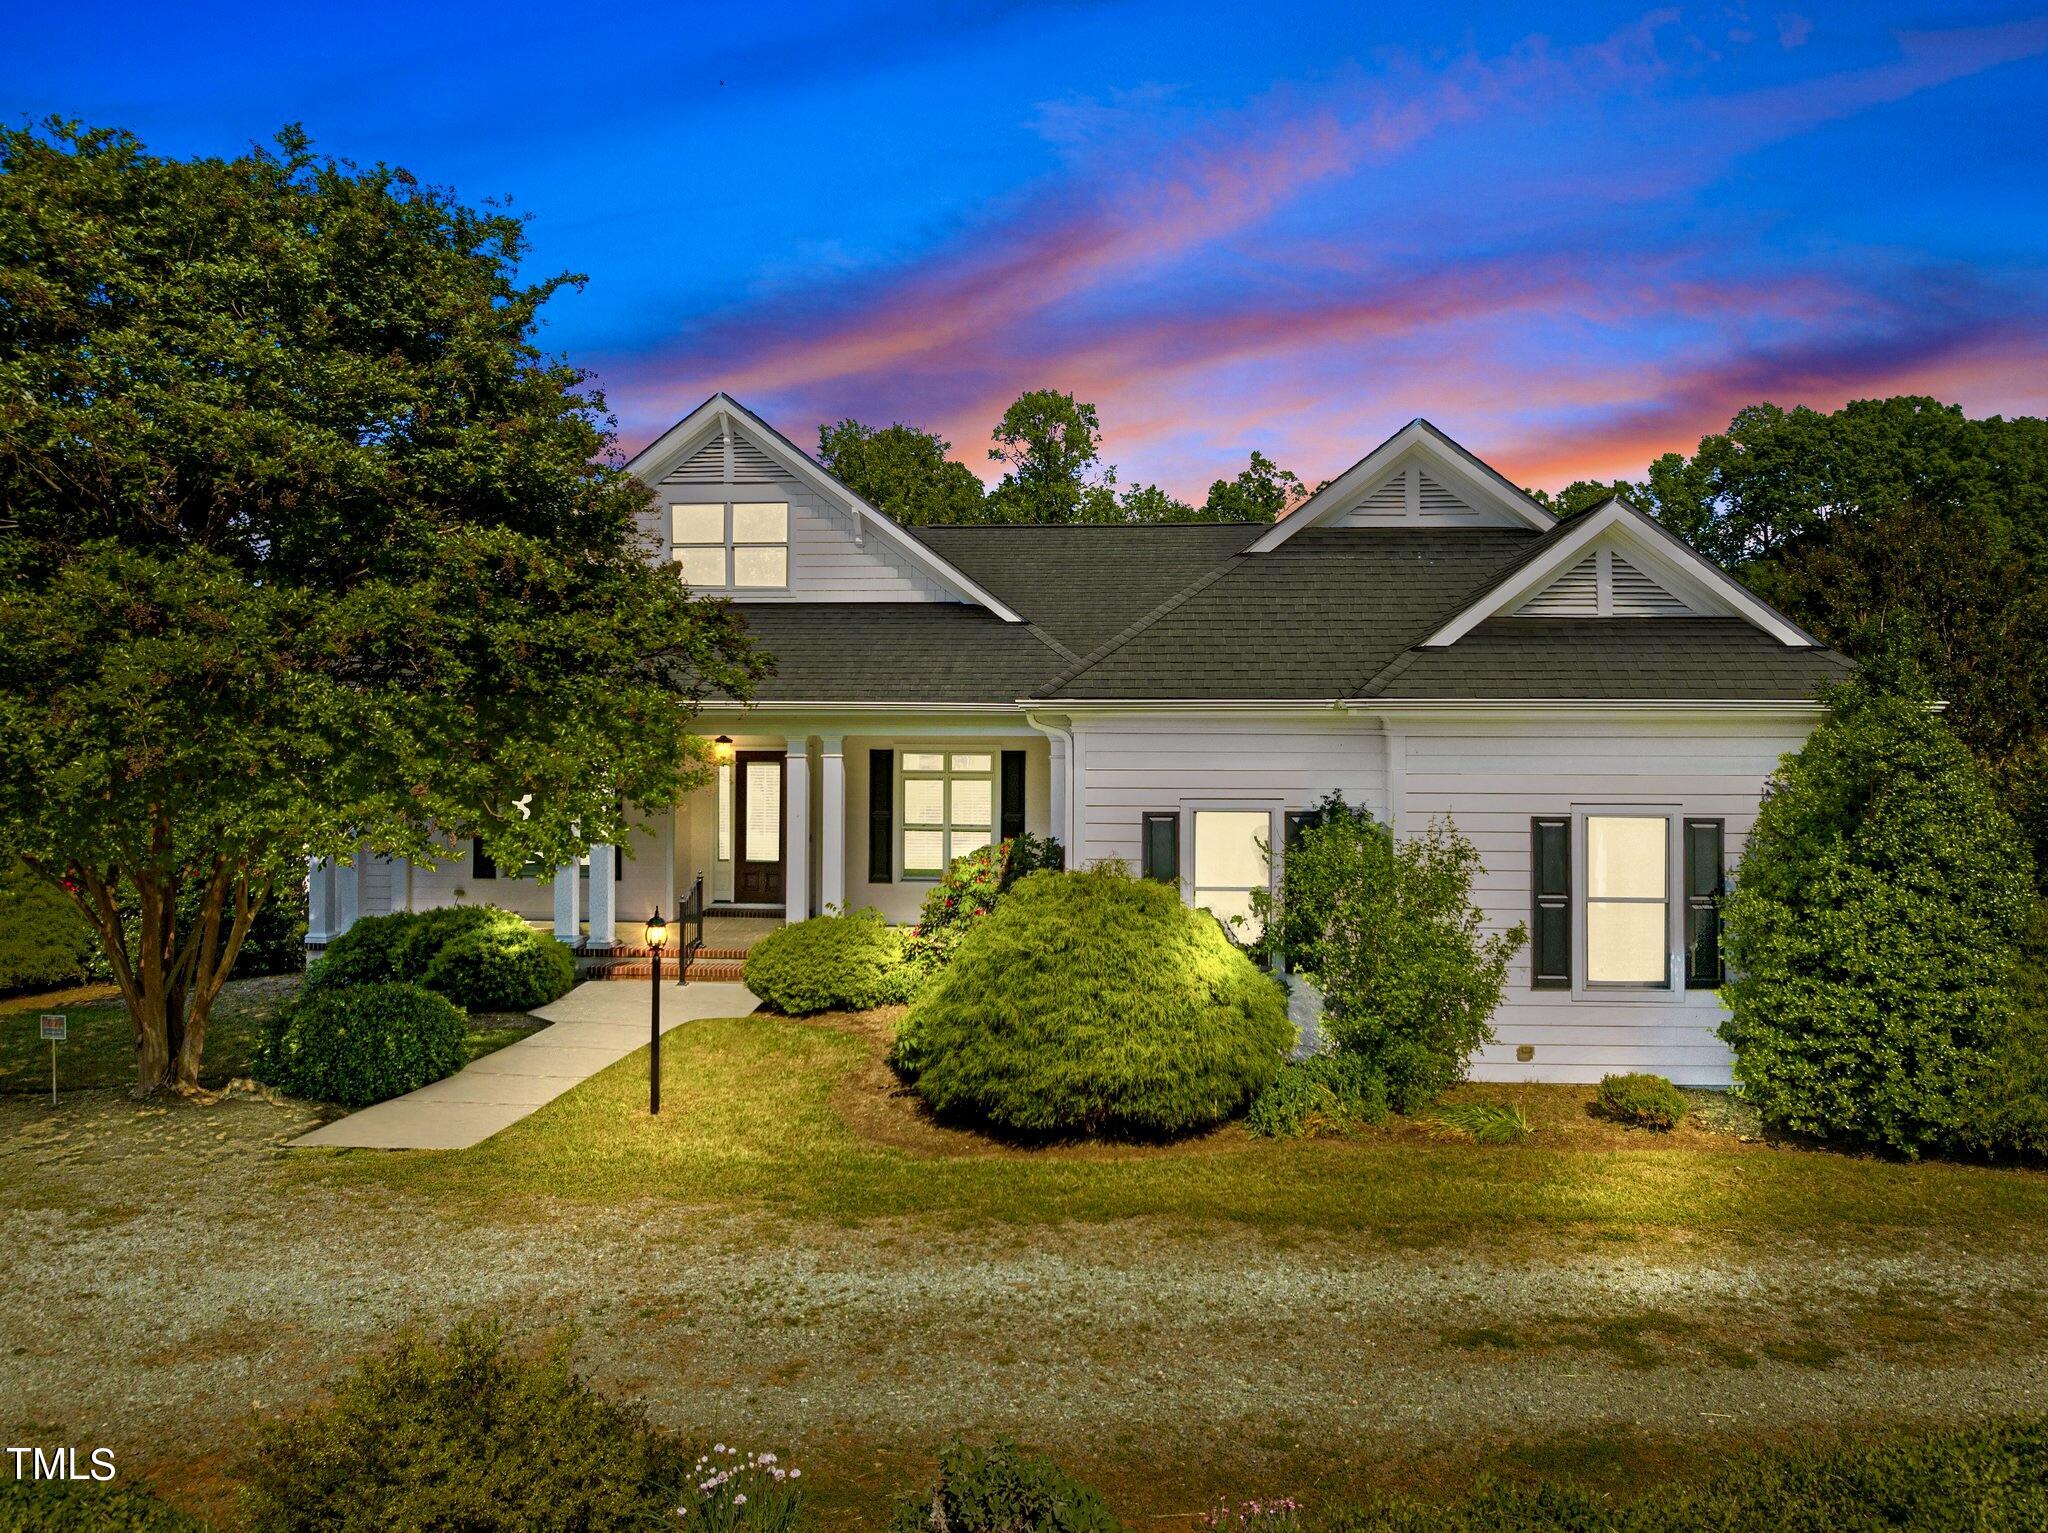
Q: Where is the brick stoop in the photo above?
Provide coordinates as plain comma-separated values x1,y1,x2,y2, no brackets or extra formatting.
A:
577,943,749,983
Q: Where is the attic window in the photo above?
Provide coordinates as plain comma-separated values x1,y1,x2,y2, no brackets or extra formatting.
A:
671,501,789,589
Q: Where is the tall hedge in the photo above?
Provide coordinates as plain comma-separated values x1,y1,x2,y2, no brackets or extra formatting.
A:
1721,684,2037,1155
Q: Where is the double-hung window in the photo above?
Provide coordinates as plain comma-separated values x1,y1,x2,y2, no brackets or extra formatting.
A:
670,501,789,590
900,752,995,878
1531,810,1726,992
1191,808,1274,937
1583,814,1670,986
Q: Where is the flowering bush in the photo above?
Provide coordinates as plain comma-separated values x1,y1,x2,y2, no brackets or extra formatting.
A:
679,1445,807,1532
899,833,1063,992
1202,1498,1303,1531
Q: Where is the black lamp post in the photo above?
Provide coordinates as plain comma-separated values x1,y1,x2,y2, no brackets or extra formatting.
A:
645,907,668,1115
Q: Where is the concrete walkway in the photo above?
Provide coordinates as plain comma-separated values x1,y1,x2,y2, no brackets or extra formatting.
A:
291,980,758,1151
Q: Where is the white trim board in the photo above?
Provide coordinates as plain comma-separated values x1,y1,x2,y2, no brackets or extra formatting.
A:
627,393,1025,623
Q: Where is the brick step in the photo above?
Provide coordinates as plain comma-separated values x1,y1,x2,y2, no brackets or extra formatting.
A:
583,959,747,983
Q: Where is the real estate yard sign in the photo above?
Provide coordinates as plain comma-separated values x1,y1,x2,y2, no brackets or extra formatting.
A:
40,1014,64,1104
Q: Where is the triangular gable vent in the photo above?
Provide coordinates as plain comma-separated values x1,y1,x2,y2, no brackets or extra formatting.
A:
1335,464,1483,526
1512,548,1696,618
658,428,795,487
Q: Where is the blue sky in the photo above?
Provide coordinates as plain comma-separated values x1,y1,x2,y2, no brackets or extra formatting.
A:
9,1,2046,495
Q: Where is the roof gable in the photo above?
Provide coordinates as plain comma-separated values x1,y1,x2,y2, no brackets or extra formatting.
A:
626,394,1024,622
1420,498,1816,647
1248,419,1555,551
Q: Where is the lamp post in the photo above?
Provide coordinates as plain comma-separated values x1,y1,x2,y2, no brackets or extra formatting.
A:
645,907,668,1115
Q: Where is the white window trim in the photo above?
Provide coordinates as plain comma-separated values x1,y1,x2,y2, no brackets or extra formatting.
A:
1180,799,1282,937
897,747,999,882
669,499,791,592
1571,804,1683,1001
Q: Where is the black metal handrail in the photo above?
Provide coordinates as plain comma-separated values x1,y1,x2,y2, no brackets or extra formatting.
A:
676,873,706,985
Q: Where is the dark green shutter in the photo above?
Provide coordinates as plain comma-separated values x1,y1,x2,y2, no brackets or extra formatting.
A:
1141,813,1179,882
1283,809,1321,851
471,837,497,880
1000,751,1027,840
1531,817,1570,988
1684,818,1726,988
869,750,894,883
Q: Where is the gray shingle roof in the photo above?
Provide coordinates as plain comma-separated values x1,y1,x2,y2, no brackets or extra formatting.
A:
713,524,1847,705
1364,618,1855,699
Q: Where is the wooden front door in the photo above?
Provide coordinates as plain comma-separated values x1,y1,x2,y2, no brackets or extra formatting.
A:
732,752,786,905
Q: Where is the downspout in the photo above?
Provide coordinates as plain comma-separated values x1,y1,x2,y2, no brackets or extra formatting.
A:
1024,711,1077,857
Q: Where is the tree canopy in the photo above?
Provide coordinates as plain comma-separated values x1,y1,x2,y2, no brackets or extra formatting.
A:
0,122,761,1091
1203,450,1308,522
815,418,986,526
1627,398,2048,869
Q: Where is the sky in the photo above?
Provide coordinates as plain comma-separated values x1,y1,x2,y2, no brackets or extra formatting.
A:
8,2,2048,499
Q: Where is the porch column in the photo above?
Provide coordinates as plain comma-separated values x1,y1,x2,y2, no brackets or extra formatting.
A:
817,734,846,914
334,848,361,936
553,861,580,946
587,843,617,947
783,739,811,921
305,857,330,944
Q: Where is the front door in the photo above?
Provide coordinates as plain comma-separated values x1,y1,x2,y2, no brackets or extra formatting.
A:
732,752,786,905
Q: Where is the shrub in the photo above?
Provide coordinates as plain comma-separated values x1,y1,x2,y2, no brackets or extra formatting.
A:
1595,1073,1689,1131
889,1438,1123,1533
242,1320,690,1533
306,905,571,1012
892,867,1291,1139
1720,683,2036,1156
742,908,910,1015
1430,1100,1531,1145
1259,800,1522,1113
900,833,1065,990
420,915,576,1012
1957,900,2048,1161
252,982,466,1107
0,1476,203,1531
1245,1055,1389,1139
0,859,103,995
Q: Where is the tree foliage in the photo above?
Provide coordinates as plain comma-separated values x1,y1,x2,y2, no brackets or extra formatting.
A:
815,418,986,526
1203,449,1307,522
0,122,761,1091
1635,398,2048,870
1720,681,2037,1156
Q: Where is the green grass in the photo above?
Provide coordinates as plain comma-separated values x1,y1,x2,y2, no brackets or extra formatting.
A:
0,979,542,1096
308,1012,2048,1243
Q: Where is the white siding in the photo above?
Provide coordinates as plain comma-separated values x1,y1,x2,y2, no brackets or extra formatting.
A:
1071,716,1389,867
1391,719,1813,1084
638,427,953,602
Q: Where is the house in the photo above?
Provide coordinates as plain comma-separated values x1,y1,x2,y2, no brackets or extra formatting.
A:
305,393,1849,1085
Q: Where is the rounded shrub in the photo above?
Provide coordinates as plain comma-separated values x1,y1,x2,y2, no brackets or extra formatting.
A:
1721,684,2036,1156
254,982,466,1107
742,908,910,1015
890,1438,1123,1533
419,911,576,1012
1245,1053,1389,1139
891,866,1291,1139
304,908,423,992
1595,1072,1689,1131
243,1321,690,1533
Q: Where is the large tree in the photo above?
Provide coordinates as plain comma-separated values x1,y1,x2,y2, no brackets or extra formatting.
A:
984,389,1121,523
1632,398,2048,869
1203,450,1307,522
815,418,985,525
0,123,761,1093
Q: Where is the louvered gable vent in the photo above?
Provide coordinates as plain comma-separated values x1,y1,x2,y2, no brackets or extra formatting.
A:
1514,548,1696,618
729,431,789,483
1345,477,1408,520
662,439,729,485
1335,463,1481,525
1415,472,1472,519
657,428,795,486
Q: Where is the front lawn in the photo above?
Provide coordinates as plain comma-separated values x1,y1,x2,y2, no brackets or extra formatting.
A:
319,1008,2048,1244
0,975,545,1097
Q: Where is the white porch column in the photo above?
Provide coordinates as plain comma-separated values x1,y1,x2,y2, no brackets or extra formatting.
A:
817,734,846,914
1047,734,1070,854
334,849,361,936
305,857,331,944
553,862,580,946
783,739,811,921
587,843,617,947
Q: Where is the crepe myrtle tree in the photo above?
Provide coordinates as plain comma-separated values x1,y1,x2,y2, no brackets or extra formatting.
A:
0,122,764,1094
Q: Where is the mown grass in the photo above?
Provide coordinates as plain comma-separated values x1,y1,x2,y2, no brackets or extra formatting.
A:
307,1011,2048,1243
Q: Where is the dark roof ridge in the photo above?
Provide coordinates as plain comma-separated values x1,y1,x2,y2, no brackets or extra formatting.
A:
1030,553,1255,697
912,519,1264,532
